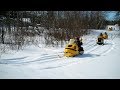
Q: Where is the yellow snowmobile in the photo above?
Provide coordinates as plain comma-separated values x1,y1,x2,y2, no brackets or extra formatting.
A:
64,39,84,57
103,32,108,39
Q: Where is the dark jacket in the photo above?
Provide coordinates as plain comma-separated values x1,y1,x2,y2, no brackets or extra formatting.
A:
76,40,83,47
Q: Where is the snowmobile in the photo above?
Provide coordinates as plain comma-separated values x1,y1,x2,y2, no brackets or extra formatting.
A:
108,27,112,31
96,37,104,45
103,32,108,39
64,39,84,57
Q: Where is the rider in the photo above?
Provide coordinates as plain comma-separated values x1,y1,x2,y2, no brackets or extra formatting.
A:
104,32,108,35
99,33,103,38
97,33,104,44
75,37,83,52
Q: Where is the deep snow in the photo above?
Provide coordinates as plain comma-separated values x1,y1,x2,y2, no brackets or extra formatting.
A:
0,29,120,79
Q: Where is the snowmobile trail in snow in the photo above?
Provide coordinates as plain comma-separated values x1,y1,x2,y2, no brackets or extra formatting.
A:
0,56,28,61
0,38,115,68
0,51,64,65
0,30,117,71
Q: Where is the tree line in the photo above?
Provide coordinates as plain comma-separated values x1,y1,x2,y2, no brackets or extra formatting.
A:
0,11,115,49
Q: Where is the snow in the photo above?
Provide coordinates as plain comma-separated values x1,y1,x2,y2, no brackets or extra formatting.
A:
0,29,120,79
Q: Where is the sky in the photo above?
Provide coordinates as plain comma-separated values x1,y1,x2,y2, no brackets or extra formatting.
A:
106,11,117,21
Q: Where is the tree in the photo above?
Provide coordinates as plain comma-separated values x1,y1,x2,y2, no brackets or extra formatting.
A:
115,11,120,25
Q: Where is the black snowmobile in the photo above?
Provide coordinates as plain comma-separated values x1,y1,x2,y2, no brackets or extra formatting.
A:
97,37,104,45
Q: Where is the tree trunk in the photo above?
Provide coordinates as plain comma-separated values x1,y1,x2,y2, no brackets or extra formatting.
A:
1,26,4,44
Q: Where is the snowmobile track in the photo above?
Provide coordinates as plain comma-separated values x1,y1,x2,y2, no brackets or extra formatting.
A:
0,53,64,65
